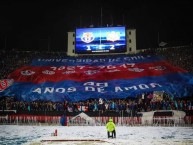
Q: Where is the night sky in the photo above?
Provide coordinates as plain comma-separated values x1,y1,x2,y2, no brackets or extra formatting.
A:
1,0,193,51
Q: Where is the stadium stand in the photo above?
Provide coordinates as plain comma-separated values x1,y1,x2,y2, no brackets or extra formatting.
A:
0,46,193,126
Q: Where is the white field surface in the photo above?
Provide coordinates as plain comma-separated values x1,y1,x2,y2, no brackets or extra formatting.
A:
1,125,193,145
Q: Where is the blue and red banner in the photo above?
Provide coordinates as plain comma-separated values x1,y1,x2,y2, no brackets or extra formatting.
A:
0,54,193,102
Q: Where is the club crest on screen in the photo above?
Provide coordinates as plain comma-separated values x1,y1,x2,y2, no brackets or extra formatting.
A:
81,32,95,43
106,31,120,42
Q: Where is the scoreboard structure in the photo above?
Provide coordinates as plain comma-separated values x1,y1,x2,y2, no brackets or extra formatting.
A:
67,26,136,56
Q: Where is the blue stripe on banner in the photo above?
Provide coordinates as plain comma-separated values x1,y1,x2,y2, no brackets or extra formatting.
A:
1,73,193,102
31,55,165,66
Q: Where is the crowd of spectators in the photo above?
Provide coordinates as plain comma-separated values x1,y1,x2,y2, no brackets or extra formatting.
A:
141,45,193,73
1,92,193,116
0,49,67,79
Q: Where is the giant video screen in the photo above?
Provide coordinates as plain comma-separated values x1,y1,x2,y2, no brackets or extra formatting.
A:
75,26,126,54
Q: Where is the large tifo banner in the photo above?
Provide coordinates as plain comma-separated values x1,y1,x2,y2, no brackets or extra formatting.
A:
1,54,193,102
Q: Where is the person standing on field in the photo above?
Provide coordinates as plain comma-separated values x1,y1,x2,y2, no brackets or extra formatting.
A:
106,118,116,138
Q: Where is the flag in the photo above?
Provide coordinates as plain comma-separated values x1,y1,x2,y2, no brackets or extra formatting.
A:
0,54,193,102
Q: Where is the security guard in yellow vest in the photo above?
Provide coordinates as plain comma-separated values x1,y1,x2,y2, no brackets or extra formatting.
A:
106,118,116,138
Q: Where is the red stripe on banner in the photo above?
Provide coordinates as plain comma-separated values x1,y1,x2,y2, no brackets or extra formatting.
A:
8,61,187,83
